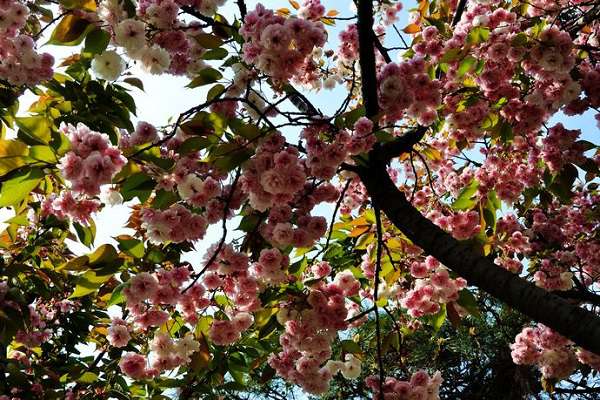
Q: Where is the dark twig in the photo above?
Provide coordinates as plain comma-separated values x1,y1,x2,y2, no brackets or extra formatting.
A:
373,204,385,394
310,179,353,263
182,169,242,293
452,0,468,26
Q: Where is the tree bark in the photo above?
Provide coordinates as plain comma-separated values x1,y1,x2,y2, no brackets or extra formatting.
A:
354,0,600,354
357,161,600,355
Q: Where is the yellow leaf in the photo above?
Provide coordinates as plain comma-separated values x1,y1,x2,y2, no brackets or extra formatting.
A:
93,326,108,336
349,215,368,226
57,256,90,272
289,0,300,9
59,53,81,67
349,225,370,238
321,17,336,26
0,139,28,158
403,23,421,34
48,14,93,45
420,147,442,161
277,8,290,17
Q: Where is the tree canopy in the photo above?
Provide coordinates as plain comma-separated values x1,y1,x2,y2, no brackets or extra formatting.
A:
1,0,600,399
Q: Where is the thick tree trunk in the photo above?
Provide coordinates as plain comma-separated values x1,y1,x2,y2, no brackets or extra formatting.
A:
354,0,600,354
357,162,600,354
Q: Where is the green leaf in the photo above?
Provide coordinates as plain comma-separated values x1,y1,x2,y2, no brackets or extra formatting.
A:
84,28,110,54
229,119,261,141
180,112,225,136
511,32,528,46
151,189,178,209
120,173,155,202
178,137,212,155
0,139,29,175
16,116,51,143
439,48,462,63
0,168,44,207
237,214,260,232
195,33,224,49
58,256,90,272
430,303,447,332
74,220,96,247
457,55,477,78
28,145,57,163
108,282,127,306
47,14,94,46
202,47,228,60
123,77,145,91
69,270,113,298
457,289,481,316
88,244,118,267
549,163,578,202
451,179,479,211
116,235,144,258
206,84,226,102
77,372,98,384
340,339,362,354
5,212,28,226
187,68,223,88
466,27,490,45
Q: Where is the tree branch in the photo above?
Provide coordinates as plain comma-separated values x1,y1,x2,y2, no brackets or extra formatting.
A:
452,0,468,26
356,0,379,119
373,205,385,393
377,125,428,162
356,160,600,355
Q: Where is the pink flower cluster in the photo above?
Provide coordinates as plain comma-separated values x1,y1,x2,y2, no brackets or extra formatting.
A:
262,210,328,250
380,2,403,26
117,327,203,379
123,267,192,309
0,0,54,86
15,299,77,348
414,26,444,59
112,266,222,379
510,324,579,379
41,191,100,225
58,123,126,196
209,312,254,345
241,133,307,211
365,370,443,400
430,210,480,240
581,63,600,109
177,174,221,207
522,192,600,291
240,3,327,83
200,242,262,312
120,121,159,148
140,204,208,243
301,124,349,179
250,248,290,285
524,27,574,77
493,215,530,273
340,178,369,215
338,24,359,63
401,257,467,317
298,0,325,21
378,59,441,126
347,117,376,155
541,123,585,173
269,272,361,394
474,141,541,204
107,318,131,347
